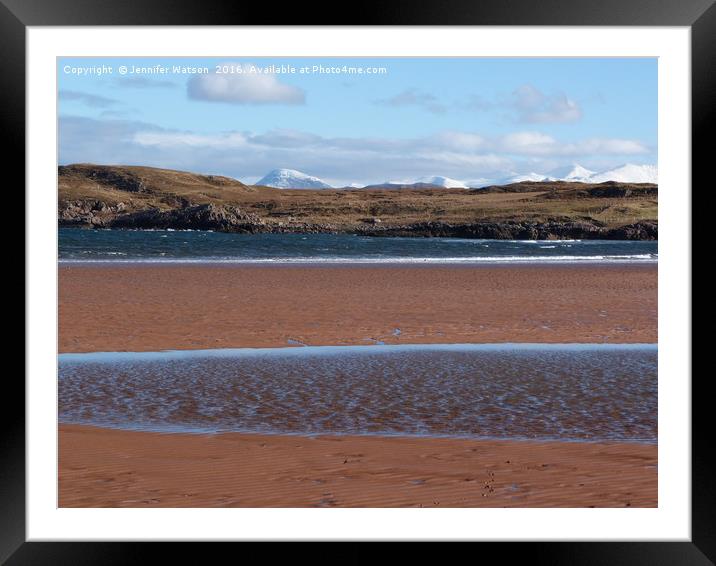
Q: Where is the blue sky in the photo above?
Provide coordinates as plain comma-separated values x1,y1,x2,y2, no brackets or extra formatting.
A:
58,57,657,186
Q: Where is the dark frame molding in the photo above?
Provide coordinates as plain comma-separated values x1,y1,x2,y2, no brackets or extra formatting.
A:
8,0,709,563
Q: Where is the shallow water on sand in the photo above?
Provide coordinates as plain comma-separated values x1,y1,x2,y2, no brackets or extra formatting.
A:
58,344,657,442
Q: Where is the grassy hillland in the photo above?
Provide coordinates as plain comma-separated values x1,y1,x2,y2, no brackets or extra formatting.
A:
58,164,658,239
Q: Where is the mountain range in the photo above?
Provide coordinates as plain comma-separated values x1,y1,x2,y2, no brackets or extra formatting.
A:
254,164,658,189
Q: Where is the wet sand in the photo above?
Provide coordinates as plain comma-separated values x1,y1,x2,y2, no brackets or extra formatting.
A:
59,346,657,442
59,424,657,508
59,263,657,352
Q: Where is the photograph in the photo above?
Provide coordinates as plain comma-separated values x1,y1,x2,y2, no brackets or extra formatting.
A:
56,55,659,509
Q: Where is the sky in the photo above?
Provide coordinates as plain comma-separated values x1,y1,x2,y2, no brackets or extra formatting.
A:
58,57,657,186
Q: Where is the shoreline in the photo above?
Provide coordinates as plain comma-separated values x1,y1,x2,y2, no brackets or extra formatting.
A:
59,424,657,508
57,421,659,445
58,213,658,241
59,224,659,241
58,259,658,266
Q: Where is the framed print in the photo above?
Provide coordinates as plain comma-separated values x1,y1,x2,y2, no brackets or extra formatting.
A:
8,0,710,561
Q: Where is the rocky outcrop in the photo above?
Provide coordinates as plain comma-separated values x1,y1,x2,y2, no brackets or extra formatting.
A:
357,220,657,240
605,221,658,240
59,200,657,240
59,200,127,227
109,203,266,233
59,200,266,232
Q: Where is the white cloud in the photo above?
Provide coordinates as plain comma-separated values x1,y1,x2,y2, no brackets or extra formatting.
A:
59,116,653,187
570,138,649,155
134,131,249,149
414,150,510,170
501,131,556,152
374,84,584,123
250,129,322,148
499,131,648,156
510,84,583,124
187,63,305,105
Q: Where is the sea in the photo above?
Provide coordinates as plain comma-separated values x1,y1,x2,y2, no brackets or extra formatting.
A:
59,228,658,264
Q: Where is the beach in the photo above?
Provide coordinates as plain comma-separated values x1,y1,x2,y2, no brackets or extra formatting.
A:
59,263,657,352
59,424,657,508
58,263,657,507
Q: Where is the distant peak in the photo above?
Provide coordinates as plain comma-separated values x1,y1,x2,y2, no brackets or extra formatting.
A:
256,169,333,189
585,164,657,184
415,176,468,189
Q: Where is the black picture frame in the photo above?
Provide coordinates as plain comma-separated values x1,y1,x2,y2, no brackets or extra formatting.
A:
7,0,709,562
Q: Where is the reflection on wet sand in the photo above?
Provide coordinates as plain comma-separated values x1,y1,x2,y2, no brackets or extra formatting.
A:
60,343,657,443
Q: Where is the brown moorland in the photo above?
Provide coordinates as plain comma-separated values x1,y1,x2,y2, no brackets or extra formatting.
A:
59,163,658,233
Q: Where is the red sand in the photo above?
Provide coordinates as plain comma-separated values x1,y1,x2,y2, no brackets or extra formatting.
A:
59,425,657,508
59,264,657,353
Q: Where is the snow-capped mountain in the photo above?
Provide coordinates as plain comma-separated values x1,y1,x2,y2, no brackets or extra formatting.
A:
256,169,333,189
584,164,658,184
543,163,656,184
463,178,492,188
415,176,468,189
480,163,657,187
370,176,485,189
496,172,548,185
255,163,657,190
544,164,596,182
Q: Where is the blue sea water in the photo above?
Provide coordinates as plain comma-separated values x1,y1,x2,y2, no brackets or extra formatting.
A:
59,228,657,264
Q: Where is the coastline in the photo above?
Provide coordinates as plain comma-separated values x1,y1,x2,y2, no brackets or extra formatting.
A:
58,258,657,265
59,262,657,353
58,218,658,240
58,165,658,240
59,424,657,508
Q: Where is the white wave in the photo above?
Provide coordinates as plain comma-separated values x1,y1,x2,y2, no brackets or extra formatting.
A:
59,254,658,265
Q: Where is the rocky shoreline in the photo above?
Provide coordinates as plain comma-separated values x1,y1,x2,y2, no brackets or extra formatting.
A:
59,201,657,240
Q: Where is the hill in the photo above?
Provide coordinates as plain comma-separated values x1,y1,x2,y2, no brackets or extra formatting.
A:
58,164,658,239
